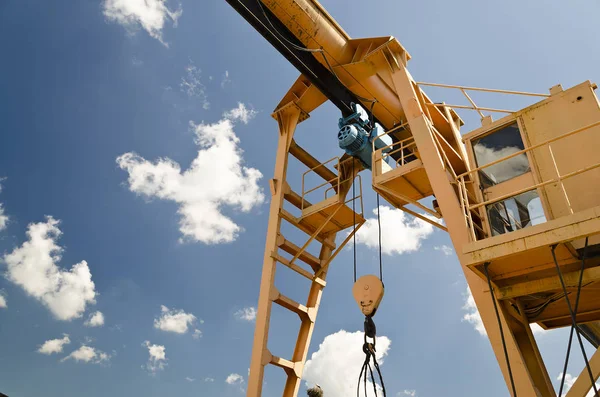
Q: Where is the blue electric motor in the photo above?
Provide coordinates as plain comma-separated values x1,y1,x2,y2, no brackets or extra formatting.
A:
337,103,392,169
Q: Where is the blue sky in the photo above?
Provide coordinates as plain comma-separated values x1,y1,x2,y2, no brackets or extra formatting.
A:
1,1,599,396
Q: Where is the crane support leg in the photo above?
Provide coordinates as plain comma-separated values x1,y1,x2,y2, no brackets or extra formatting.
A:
385,59,555,396
247,104,300,397
247,102,362,397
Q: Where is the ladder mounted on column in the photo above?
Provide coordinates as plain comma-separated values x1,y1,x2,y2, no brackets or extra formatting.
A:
248,103,365,397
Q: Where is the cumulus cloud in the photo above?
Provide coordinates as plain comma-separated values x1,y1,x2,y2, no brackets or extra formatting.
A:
180,62,210,109
353,206,434,255
303,330,391,397
434,245,453,256
38,334,71,355
226,373,244,385
117,103,264,244
226,373,245,392
0,181,8,231
204,377,215,382
143,340,167,374
61,345,110,364
154,305,197,334
234,307,256,322
102,0,182,46
462,287,486,336
185,377,195,382
3,216,97,321
85,311,105,327
0,293,6,309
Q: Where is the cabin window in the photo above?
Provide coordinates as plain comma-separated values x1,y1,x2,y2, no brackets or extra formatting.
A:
473,122,531,188
486,190,547,236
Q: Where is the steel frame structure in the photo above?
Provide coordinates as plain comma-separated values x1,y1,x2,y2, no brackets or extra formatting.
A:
225,1,600,396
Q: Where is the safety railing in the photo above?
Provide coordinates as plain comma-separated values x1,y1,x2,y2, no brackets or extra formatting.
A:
416,82,550,118
371,122,419,176
456,120,600,241
301,156,364,217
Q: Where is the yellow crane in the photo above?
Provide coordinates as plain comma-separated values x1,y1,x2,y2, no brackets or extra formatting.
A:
225,1,600,396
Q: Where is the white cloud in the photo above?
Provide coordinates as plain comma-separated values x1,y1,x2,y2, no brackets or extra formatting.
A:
102,0,182,46
3,216,97,321
221,70,232,88
234,307,256,322
400,391,417,397
434,245,453,256
85,311,105,327
223,103,257,124
180,62,210,109
353,206,434,255
462,286,486,336
204,377,215,382
143,340,167,374
61,345,110,364
117,103,264,244
0,293,6,309
226,373,245,392
185,377,195,382
154,305,197,334
0,181,8,231
193,329,202,339
226,373,244,385
38,334,71,355
556,372,600,397
303,330,391,397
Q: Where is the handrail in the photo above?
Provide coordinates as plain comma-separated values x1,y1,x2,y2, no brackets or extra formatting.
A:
457,120,600,240
457,120,600,180
416,82,550,98
427,103,514,115
301,156,340,210
301,156,364,216
416,81,550,118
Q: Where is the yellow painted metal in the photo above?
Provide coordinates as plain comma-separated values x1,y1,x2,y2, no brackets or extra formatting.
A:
234,1,600,396
565,347,600,397
246,101,367,396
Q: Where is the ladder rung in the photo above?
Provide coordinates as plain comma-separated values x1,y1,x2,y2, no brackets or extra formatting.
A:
271,289,312,321
277,235,321,271
289,140,337,183
279,209,336,250
270,355,296,371
271,252,326,287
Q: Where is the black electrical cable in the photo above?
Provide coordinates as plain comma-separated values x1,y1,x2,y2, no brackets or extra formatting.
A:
557,237,590,397
255,0,323,53
372,355,387,397
484,262,518,397
551,243,599,397
353,158,357,283
376,193,383,282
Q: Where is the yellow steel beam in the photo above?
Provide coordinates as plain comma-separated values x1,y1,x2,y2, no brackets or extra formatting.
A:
565,347,600,397
499,267,600,300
